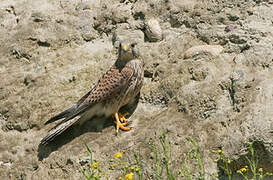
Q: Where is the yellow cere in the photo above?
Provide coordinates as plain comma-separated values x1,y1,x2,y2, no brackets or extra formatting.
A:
122,45,129,51
125,172,134,180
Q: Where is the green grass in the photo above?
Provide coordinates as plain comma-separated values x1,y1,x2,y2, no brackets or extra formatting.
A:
81,142,103,180
148,132,176,180
80,134,273,180
235,142,273,180
178,137,205,180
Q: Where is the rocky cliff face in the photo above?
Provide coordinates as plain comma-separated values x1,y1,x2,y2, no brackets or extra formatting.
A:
0,0,273,179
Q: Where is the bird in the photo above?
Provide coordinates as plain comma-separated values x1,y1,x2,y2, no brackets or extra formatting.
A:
40,41,144,145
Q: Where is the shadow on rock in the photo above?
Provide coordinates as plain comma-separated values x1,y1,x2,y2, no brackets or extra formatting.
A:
37,117,112,161
37,93,140,161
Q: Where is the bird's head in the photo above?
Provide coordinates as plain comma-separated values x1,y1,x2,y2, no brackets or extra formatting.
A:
118,41,139,61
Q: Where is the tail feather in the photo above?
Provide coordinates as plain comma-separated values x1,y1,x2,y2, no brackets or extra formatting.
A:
44,104,77,125
40,116,81,145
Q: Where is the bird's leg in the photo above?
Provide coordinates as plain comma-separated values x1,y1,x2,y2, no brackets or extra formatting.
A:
114,112,131,133
112,112,129,125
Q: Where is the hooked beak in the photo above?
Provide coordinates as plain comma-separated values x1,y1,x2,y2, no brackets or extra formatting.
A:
122,45,129,52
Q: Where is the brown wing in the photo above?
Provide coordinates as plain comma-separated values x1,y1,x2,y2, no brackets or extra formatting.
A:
67,65,134,118
41,65,134,144
44,65,134,126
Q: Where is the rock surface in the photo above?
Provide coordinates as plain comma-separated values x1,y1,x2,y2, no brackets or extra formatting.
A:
1,0,273,179
144,19,162,42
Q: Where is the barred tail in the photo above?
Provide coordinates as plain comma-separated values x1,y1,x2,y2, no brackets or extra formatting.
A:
44,104,77,125
40,116,80,145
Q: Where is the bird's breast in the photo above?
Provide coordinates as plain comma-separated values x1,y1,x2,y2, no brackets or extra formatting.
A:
119,59,144,106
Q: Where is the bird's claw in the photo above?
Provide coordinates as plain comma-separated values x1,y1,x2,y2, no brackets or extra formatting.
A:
118,112,129,124
114,112,131,133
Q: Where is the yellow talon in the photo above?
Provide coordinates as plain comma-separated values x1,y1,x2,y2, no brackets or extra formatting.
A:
119,112,129,123
114,112,131,133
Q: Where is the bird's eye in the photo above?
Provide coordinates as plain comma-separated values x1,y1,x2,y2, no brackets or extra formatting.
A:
131,43,136,48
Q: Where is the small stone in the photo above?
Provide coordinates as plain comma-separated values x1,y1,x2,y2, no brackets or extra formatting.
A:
172,0,197,11
13,122,29,132
66,158,74,165
78,156,89,166
145,19,162,42
11,149,17,155
24,76,29,86
37,37,50,47
225,25,237,32
4,162,12,167
228,14,239,21
82,32,98,42
113,29,144,46
23,74,35,86
230,70,244,82
33,164,38,170
184,45,224,59
111,4,131,23
31,12,45,22
229,34,247,44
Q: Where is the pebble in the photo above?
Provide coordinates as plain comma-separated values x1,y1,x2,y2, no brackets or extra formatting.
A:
113,29,144,46
145,19,162,42
184,45,223,59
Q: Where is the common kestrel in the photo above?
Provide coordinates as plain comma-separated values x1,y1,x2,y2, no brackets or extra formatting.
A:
40,41,144,145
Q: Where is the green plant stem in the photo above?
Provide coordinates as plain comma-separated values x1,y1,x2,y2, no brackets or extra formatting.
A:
186,137,205,180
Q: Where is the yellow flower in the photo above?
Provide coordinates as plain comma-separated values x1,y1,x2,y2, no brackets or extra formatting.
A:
217,149,222,154
92,162,99,169
239,166,248,173
135,167,140,172
125,172,134,180
118,177,122,180
114,152,123,158
122,150,126,154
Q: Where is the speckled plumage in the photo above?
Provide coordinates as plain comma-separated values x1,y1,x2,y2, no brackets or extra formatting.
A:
41,41,144,145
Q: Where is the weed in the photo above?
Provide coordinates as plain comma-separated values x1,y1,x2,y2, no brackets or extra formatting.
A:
237,142,273,180
149,131,175,180
178,137,205,180
214,149,232,180
81,142,103,180
80,136,273,180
